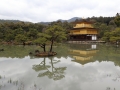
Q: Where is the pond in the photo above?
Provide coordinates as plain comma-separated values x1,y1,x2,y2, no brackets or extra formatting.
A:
0,44,120,90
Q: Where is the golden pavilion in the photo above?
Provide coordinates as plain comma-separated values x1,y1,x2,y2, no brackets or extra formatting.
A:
69,19,98,41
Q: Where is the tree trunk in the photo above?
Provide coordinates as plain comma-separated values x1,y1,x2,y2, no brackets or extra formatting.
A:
50,40,54,52
23,42,25,46
43,44,46,52
41,44,46,52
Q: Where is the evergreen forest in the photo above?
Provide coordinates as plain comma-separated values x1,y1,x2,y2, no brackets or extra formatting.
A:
0,13,120,46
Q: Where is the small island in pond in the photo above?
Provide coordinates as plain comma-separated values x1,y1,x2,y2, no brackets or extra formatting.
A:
29,50,57,57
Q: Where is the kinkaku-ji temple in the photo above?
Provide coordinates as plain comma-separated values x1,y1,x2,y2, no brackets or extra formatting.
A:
69,19,98,41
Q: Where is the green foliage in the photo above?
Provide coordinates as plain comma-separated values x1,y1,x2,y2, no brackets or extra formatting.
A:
45,24,67,52
114,13,120,27
34,24,67,52
4,29,15,42
14,28,24,35
27,28,38,40
15,34,27,43
94,22,115,39
102,32,111,42
87,16,115,25
35,33,50,44
0,13,119,44
34,37,46,45
102,28,120,42
0,22,45,44
110,37,120,42
45,24,67,42
34,33,51,52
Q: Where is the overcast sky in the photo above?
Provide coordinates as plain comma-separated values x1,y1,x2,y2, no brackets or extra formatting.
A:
0,0,119,23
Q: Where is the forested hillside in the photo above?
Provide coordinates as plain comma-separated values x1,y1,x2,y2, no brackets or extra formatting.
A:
0,20,72,45
0,19,21,23
0,13,120,45
89,13,120,43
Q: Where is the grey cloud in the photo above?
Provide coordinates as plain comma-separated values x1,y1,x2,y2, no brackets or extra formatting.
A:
0,0,119,23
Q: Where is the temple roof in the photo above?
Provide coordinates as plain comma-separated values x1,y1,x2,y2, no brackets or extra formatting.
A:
70,27,97,30
71,59,94,65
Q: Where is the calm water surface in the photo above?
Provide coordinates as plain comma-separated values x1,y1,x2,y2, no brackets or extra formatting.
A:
0,44,120,90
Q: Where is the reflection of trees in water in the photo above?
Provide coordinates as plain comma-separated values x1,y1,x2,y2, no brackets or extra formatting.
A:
32,57,66,80
94,44,120,66
0,44,70,58
0,45,40,58
69,44,120,66
33,58,51,72
1,44,120,66
52,44,70,58
69,44,91,50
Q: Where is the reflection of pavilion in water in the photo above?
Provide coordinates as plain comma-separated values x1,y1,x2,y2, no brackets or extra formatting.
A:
69,44,99,65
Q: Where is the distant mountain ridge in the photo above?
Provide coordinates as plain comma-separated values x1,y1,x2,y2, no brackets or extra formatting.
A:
66,17,82,22
57,17,81,22
39,17,82,25
0,17,82,24
0,19,21,23
0,19,32,24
